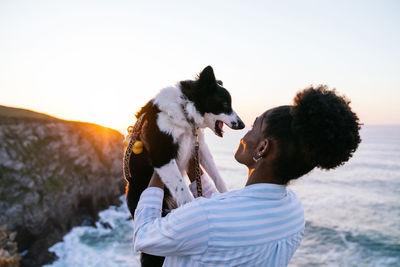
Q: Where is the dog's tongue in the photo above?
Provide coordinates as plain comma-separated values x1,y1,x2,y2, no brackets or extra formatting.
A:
218,121,224,132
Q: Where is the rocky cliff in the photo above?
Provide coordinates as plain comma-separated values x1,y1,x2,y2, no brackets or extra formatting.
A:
0,105,125,266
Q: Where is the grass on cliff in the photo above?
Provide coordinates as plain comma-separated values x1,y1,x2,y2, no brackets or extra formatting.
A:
0,105,122,135
0,105,58,120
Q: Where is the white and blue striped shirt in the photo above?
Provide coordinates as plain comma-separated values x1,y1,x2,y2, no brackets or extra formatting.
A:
134,175,305,267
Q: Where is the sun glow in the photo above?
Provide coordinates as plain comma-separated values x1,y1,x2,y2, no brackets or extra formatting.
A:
1,0,399,131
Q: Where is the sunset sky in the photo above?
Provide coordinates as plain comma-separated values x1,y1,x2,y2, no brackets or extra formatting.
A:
1,0,399,133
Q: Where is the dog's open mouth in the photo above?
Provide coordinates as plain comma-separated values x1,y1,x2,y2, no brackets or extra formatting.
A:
215,120,224,137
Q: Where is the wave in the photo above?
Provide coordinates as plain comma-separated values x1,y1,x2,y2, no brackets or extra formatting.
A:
44,196,140,267
290,222,400,266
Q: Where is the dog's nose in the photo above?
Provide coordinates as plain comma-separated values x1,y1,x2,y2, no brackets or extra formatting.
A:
231,120,245,129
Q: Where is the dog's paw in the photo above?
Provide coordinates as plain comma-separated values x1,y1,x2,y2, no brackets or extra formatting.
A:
174,187,195,206
214,180,228,193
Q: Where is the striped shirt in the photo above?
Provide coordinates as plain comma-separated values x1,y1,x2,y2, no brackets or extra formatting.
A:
134,174,305,267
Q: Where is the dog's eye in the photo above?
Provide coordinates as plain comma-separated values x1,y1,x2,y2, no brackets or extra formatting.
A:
222,102,229,108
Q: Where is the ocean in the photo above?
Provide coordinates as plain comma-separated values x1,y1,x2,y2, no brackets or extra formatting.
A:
44,125,400,267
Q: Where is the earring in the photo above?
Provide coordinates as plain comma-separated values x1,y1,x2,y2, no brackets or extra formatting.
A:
253,153,262,163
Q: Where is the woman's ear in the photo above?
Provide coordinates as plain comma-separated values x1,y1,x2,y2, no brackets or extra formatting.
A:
255,139,270,158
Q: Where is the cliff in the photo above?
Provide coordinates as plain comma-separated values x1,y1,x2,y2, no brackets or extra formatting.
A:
0,105,125,266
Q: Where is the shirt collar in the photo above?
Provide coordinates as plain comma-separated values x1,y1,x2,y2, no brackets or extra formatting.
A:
237,183,287,199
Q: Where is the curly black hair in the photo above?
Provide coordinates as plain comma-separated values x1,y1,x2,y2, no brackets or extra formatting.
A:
264,85,361,184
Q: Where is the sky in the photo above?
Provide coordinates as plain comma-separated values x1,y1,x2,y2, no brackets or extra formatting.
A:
1,0,399,133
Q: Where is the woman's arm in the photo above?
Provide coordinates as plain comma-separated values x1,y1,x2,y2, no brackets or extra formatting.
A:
134,181,210,256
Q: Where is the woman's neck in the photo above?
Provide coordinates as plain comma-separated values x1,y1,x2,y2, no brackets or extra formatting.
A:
246,162,281,186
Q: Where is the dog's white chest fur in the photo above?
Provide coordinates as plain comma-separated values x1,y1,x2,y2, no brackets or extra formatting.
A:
156,106,202,177
153,85,204,172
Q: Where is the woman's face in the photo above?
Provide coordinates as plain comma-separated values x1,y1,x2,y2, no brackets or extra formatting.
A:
234,112,268,167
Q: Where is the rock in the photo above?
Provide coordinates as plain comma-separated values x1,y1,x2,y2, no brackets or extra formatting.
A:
0,225,20,267
99,221,113,230
0,232,7,241
8,233,16,242
0,105,125,266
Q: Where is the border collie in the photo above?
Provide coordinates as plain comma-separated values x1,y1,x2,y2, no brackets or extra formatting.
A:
124,66,245,266
124,65,244,216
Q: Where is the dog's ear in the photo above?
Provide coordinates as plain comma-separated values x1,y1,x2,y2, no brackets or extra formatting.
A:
198,66,216,85
216,80,223,86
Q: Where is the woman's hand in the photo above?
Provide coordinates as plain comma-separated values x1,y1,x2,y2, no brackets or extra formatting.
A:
148,171,164,189
149,156,203,189
187,156,203,183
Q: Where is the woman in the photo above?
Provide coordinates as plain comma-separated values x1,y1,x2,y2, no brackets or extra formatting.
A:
133,85,361,266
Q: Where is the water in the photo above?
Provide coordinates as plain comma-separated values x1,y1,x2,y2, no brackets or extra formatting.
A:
45,126,400,267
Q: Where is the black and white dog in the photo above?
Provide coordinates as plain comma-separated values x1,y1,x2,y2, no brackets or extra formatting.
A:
125,66,245,266
125,65,244,216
